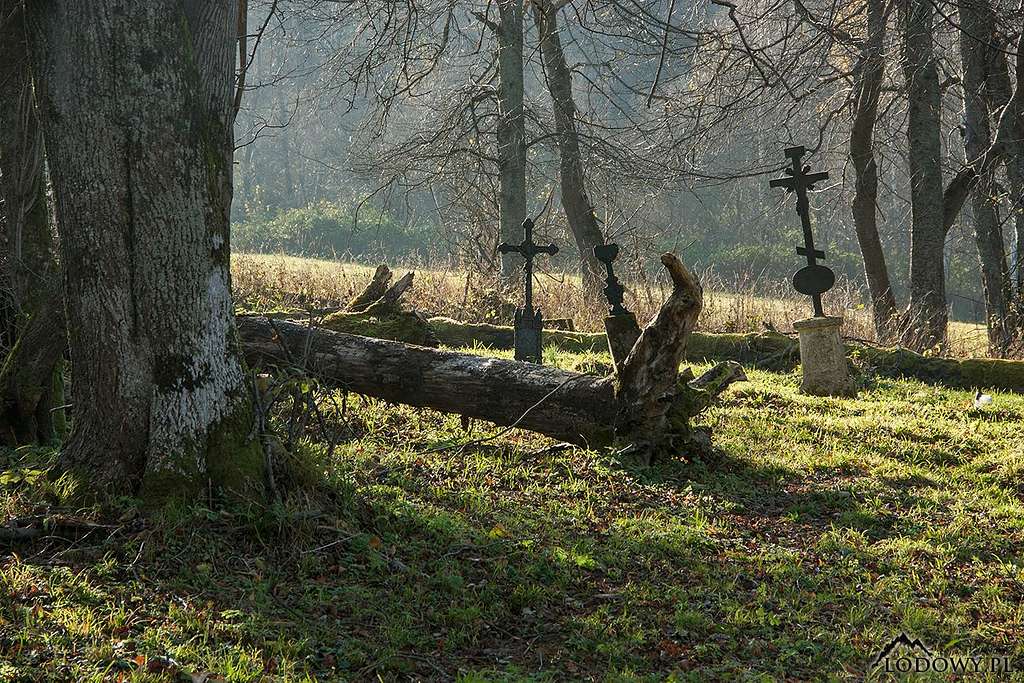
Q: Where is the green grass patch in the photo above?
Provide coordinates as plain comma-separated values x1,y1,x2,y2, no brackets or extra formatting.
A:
2,349,1024,680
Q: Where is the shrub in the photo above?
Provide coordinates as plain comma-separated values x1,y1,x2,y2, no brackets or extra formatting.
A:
233,201,434,259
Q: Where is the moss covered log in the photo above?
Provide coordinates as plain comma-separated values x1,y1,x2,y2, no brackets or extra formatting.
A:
855,347,1024,392
428,317,606,353
320,303,438,348
267,313,1024,393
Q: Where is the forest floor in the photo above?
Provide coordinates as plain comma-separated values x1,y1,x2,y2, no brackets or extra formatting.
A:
2,343,1024,681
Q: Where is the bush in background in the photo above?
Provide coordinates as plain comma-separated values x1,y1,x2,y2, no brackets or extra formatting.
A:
233,201,435,260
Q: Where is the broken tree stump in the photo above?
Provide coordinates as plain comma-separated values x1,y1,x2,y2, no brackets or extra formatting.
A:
317,266,438,347
347,264,392,312
615,254,735,459
238,254,744,459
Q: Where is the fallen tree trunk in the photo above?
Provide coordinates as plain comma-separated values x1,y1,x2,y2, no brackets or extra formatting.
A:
240,316,618,446
239,254,745,458
249,266,1024,394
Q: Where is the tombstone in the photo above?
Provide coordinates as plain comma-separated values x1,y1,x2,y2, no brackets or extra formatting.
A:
594,243,640,371
498,218,558,364
770,146,856,397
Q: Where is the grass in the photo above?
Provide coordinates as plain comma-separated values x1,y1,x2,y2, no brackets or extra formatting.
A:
231,253,990,358
3,341,1024,680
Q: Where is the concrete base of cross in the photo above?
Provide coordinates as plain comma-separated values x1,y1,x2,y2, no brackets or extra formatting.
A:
604,313,640,373
793,316,856,397
513,306,544,364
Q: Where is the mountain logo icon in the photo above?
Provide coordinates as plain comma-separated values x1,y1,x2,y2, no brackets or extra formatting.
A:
870,632,934,669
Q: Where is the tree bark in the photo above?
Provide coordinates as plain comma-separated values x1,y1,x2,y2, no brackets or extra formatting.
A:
615,255,707,455
243,316,618,446
957,0,1013,355
26,0,263,498
0,0,66,446
496,0,528,277
533,1,604,287
983,29,1024,296
940,25,1024,235
899,0,948,350
849,0,898,342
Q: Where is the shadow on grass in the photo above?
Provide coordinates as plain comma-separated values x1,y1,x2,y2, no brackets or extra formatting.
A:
0,451,880,682
0,430,979,681
631,446,919,545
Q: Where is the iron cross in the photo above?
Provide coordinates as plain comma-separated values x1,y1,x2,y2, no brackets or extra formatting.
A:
499,218,558,314
594,243,630,316
498,218,558,363
769,145,835,317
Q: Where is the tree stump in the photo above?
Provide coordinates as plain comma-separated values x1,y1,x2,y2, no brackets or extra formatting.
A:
319,266,437,347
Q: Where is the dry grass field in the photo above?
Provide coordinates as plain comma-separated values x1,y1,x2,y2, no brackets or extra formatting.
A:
232,253,990,358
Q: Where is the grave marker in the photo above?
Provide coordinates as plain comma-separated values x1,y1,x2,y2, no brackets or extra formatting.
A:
499,218,558,364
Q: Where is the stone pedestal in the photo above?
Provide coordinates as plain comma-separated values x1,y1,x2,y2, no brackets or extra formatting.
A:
513,306,544,364
793,316,856,397
604,313,641,372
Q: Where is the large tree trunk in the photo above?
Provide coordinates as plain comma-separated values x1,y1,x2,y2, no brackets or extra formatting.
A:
849,0,898,342
496,0,528,278
240,255,744,461
533,1,604,287
899,0,948,350
958,0,1013,355
26,0,263,498
0,1,66,446
983,28,1024,299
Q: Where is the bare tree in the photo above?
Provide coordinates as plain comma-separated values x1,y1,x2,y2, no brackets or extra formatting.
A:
958,0,1014,354
900,0,948,349
533,0,605,287
850,0,898,341
495,0,528,276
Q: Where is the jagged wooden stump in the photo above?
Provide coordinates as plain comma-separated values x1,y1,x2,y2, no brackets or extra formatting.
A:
318,265,437,347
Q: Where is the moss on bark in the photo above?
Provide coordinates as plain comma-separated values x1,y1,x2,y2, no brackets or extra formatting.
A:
427,317,607,353
322,307,438,347
139,392,264,505
202,393,265,497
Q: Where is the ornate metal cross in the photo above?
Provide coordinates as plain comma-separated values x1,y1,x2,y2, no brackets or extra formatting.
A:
499,218,558,363
769,145,835,317
594,243,630,316
594,242,640,370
